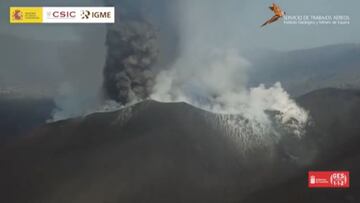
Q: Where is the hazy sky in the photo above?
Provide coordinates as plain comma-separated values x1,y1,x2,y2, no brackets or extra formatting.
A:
0,0,359,50
0,0,104,41
235,0,360,50
0,0,106,96
0,0,358,89
0,0,358,119
0,0,359,95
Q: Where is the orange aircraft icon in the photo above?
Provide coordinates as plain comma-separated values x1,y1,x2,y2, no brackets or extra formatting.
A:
261,3,286,27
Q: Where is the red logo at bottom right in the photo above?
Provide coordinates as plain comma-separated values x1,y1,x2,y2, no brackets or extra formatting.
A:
308,171,350,188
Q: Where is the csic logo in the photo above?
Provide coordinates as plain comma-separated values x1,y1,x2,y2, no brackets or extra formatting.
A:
47,10,76,19
308,171,350,188
81,10,112,19
12,9,23,20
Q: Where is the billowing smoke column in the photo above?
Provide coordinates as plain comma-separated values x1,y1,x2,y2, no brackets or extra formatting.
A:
103,21,159,104
102,1,159,104
150,0,310,144
103,0,176,104
100,0,310,146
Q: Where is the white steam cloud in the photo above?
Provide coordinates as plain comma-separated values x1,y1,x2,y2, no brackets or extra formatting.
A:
150,49,309,140
150,0,309,144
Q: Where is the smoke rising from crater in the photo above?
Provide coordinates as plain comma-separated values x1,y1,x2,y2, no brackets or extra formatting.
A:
103,19,159,104
102,0,180,104
89,0,310,140
149,0,310,139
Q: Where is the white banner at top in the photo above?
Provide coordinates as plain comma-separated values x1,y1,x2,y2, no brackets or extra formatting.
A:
42,7,115,24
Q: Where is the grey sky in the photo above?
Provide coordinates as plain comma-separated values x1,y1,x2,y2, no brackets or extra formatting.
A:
0,0,106,97
176,0,360,51
0,0,358,118
1,0,359,50
0,0,359,93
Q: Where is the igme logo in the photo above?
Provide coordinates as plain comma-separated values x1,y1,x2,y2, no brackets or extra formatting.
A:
92,11,112,18
81,10,112,19
81,10,91,19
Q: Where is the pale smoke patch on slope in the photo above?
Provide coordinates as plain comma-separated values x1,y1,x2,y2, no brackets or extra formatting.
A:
50,82,136,122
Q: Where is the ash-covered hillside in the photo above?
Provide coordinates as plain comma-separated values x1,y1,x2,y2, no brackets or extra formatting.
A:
0,88,359,203
0,101,289,203
0,96,54,144
259,88,360,203
244,88,360,203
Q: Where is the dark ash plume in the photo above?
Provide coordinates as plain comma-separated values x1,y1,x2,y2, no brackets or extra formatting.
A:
102,1,160,104
102,0,180,105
